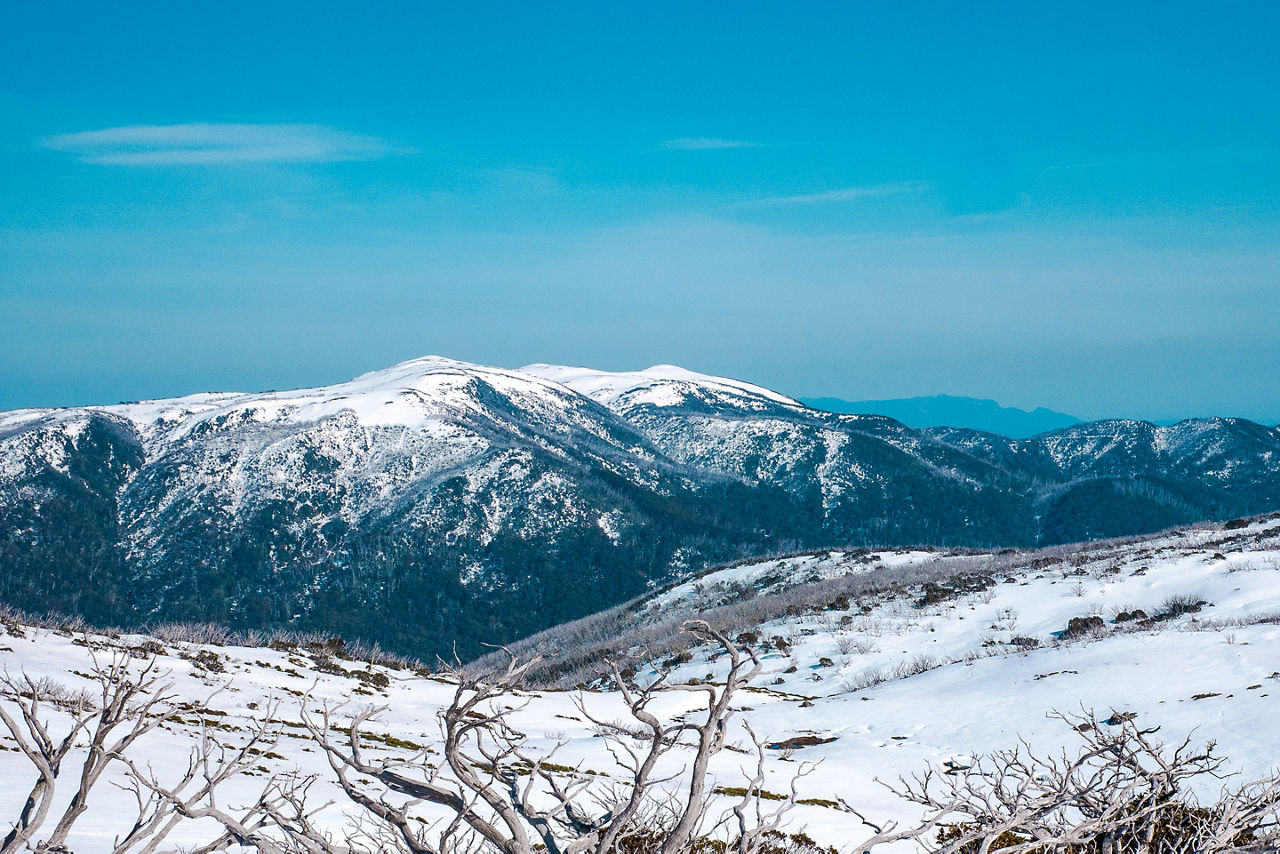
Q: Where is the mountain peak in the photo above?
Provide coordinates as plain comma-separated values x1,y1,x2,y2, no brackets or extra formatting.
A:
521,363,801,411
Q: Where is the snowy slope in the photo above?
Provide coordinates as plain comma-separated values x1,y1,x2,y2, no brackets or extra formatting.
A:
4,517,1280,851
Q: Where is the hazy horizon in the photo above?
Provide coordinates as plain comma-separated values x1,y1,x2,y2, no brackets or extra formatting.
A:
3,3,1278,423
2,352,1274,427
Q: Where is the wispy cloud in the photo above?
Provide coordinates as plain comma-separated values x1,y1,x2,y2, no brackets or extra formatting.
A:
659,137,759,151
41,123,406,165
760,180,930,205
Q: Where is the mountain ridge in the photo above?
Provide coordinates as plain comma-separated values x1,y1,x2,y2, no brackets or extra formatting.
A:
801,393,1082,437
2,356,1279,660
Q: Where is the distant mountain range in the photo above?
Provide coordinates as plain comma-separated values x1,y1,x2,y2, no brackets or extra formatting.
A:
3,356,1279,660
801,394,1081,437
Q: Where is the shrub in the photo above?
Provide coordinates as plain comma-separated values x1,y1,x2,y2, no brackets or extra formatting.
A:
181,648,224,673
1063,616,1105,638
1159,594,1207,619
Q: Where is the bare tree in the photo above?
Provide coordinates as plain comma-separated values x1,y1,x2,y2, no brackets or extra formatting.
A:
0,651,180,854
0,647,292,854
277,620,813,854
856,710,1280,853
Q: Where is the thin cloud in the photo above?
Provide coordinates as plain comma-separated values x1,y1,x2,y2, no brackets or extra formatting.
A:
659,137,759,151
762,180,930,205
41,123,407,165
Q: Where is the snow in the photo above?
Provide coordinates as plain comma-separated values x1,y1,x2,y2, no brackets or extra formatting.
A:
0,413,100,481
596,508,624,542
4,519,1280,851
521,363,803,411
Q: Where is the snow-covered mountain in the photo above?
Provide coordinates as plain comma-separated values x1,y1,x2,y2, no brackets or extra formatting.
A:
2,356,1279,660
0,358,729,660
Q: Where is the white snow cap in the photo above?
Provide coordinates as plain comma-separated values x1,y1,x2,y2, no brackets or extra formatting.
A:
2,356,586,438
520,363,801,409
0,356,804,440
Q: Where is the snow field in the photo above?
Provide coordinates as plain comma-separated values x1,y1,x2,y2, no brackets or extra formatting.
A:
2,518,1280,850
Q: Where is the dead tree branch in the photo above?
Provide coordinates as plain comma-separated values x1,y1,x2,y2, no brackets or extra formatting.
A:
871,710,1280,853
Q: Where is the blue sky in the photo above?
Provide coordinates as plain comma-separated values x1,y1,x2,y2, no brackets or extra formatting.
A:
2,2,1278,421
